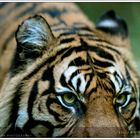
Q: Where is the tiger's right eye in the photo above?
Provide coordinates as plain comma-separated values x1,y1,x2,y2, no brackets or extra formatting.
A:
115,92,131,107
115,94,127,106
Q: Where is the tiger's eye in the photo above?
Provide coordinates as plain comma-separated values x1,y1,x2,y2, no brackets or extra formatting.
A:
115,94,127,106
63,93,76,105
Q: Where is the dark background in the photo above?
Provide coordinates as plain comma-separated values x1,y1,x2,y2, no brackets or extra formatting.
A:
77,2,140,71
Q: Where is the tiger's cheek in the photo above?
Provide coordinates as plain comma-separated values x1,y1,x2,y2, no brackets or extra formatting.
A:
121,101,137,124
33,96,49,115
49,102,71,121
32,92,71,124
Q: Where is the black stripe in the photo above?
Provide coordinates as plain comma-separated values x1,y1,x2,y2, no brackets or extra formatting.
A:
87,86,97,98
46,97,65,122
69,57,86,67
42,67,54,81
93,58,113,68
60,74,69,89
23,39,120,80
41,67,55,96
23,45,99,80
53,26,93,37
68,78,77,91
28,81,38,118
41,86,54,96
125,65,131,80
114,71,124,89
56,123,77,138
97,78,104,89
23,47,82,80
96,76,115,93
96,72,107,79
102,81,114,93
40,7,68,18
69,70,79,82
23,120,54,137
39,7,68,25
97,44,121,55
61,48,76,60
56,128,73,138
82,36,121,56
87,37,114,45
132,117,140,131
89,46,115,62
51,22,64,27
84,73,94,95
23,48,68,80
58,33,121,57
60,46,87,61
58,32,76,38
60,38,75,44
76,26,93,32
108,78,116,92
77,78,81,93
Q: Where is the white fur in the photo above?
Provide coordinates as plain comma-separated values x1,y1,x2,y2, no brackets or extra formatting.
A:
64,66,78,83
17,17,53,48
71,73,87,93
56,86,72,93
20,23,47,46
15,109,28,128
98,19,118,28
108,66,122,93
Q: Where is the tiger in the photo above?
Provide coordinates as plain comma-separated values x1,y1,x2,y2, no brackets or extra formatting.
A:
0,2,140,138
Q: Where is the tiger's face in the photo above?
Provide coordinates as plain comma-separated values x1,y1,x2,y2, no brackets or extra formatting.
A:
1,10,140,138
15,36,138,137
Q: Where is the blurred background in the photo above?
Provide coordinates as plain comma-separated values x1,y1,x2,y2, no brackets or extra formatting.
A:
77,3,140,71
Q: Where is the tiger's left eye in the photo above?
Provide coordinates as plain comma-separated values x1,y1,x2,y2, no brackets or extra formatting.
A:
115,92,130,107
63,93,76,105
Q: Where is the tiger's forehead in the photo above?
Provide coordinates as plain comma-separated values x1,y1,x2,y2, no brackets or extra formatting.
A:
52,44,131,97
27,34,134,99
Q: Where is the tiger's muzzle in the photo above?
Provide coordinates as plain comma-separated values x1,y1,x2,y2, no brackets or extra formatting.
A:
71,95,129,138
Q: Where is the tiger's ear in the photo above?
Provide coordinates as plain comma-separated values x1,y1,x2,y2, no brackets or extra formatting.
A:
96,10,128,38
15,15,55,60
96,10,130,48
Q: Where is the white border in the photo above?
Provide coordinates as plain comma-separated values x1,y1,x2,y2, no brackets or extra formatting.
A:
0,1,140,140
0,0,140,2
1,138,140,139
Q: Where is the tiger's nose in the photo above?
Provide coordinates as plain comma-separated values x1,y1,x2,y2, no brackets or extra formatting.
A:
71,96,128,137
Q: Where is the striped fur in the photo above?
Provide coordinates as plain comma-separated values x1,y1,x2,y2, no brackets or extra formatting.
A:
0,2,140,138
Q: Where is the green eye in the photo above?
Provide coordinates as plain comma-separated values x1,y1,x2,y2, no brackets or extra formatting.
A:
115,92,130,107
116,94,126,105
63,93,76,105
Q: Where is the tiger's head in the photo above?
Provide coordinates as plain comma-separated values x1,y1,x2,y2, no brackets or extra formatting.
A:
0,10,140,138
